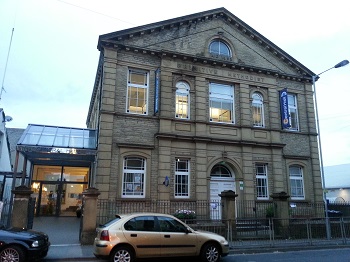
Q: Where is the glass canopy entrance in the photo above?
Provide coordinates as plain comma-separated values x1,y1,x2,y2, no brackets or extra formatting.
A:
15,124,97,217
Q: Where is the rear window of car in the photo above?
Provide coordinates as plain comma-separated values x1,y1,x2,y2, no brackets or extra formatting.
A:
124,216,156,231
99,218,121,228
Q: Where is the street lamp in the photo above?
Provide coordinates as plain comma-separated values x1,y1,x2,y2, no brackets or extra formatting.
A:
312,59,349,240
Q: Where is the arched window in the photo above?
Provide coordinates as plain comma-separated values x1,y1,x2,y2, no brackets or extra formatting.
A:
175,81,190,119
289,165,304,200
122,157,146,198
210,164,232,178
252,92,264,127
209,40,231,57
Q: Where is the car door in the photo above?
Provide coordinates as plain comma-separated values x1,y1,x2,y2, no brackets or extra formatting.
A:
157,216,198,257
123,215,161,258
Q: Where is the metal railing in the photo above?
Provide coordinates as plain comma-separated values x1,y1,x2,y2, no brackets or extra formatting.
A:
95,199,350,248
97,199,222,225
0,198,10,225
182,217,350,249
97,199,328,224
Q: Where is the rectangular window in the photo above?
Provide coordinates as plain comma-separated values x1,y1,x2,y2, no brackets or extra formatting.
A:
175,159,190,198
126,69,148,115
209,83,234,123
256,164,268,199
288,94,299,131
122,157,146,198
289,166,304,199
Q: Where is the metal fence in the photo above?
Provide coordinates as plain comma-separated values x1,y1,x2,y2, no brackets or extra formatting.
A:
97,199,327,224
95,199,350,248
0,198,10,225
179,217,350,249
97,199,222,225
230,217,350,248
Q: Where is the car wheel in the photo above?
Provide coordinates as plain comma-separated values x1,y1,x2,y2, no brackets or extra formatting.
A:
200,242,220,262
0,245,25,262
110,246,134,262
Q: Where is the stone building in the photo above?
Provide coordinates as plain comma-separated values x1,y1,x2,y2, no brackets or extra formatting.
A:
86,7,323,213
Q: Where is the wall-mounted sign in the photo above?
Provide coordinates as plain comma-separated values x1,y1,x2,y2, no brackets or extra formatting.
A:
154,68,160,114
279,88,291,129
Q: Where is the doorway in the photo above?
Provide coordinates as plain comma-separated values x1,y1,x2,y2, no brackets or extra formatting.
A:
31,165,89,216
210,164,236,219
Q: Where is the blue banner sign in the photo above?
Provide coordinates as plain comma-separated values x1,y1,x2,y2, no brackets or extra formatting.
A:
154,68,160,114
280,89,291,129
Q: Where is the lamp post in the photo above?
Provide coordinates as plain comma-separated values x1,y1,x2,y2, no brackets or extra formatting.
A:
312,59,349,240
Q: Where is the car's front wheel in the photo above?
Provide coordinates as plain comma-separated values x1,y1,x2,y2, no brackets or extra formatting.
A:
110,245,134,262
200,242,221,262
0,245,25,262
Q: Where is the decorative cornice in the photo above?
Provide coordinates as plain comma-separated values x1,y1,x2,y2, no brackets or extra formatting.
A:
155,133,285,149
100,42,310,83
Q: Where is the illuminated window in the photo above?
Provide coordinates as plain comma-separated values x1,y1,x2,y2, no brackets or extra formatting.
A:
209,83,234,123
252,92,264,127
175,159,190,198
175,81,190,119
127,69,148,115
209,40,231,57
122,157,146,198
289,166,304,199
256,164,268,199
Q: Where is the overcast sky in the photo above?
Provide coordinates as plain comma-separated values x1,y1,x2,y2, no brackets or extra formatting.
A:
0,0,349,167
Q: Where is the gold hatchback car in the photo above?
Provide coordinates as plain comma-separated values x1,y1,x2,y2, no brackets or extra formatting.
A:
94,212,229,262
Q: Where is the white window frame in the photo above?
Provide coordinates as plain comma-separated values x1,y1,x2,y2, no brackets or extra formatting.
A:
252,92,265,127
209,83,235,124
289,166,305,200
288,94,299,131
175,81,190,119
256,164,269,199
209,40,231,57
126,69,149,115
122,157,146,198
174,158,190,198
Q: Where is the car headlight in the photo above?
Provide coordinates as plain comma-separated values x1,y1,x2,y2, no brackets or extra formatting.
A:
31,240,39,247
221,239,229,245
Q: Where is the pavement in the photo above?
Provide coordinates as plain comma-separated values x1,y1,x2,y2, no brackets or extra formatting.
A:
33,216,350,261
33,216,95,261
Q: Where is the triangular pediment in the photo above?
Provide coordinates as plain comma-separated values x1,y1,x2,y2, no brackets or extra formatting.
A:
98,7,314,82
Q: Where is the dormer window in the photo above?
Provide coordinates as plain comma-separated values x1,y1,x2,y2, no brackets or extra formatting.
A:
209,40,231,57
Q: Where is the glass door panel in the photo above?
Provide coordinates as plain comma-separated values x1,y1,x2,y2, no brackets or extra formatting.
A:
60,183,87,216
37,183,58,216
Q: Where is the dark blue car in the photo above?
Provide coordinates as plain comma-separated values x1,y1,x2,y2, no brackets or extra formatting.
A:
0,225,50,262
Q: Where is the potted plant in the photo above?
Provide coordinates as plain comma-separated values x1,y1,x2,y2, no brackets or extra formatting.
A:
266,205,275,218
173,209,196,223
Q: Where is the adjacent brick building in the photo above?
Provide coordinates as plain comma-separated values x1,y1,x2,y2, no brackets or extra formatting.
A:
86,8,323,212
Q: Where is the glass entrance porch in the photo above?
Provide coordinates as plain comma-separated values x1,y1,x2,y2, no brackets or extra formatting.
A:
31,166,89,216
14,124,97,217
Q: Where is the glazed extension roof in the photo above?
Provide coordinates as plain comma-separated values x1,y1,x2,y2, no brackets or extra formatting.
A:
97,7,316,79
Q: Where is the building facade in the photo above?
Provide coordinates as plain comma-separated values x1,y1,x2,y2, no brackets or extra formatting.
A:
87,8,323,210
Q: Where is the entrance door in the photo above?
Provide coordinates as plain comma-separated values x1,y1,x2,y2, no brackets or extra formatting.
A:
31,165,89,216
210,163,236,219
36,183,59,216
33,181,86,216
210,179,235,219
